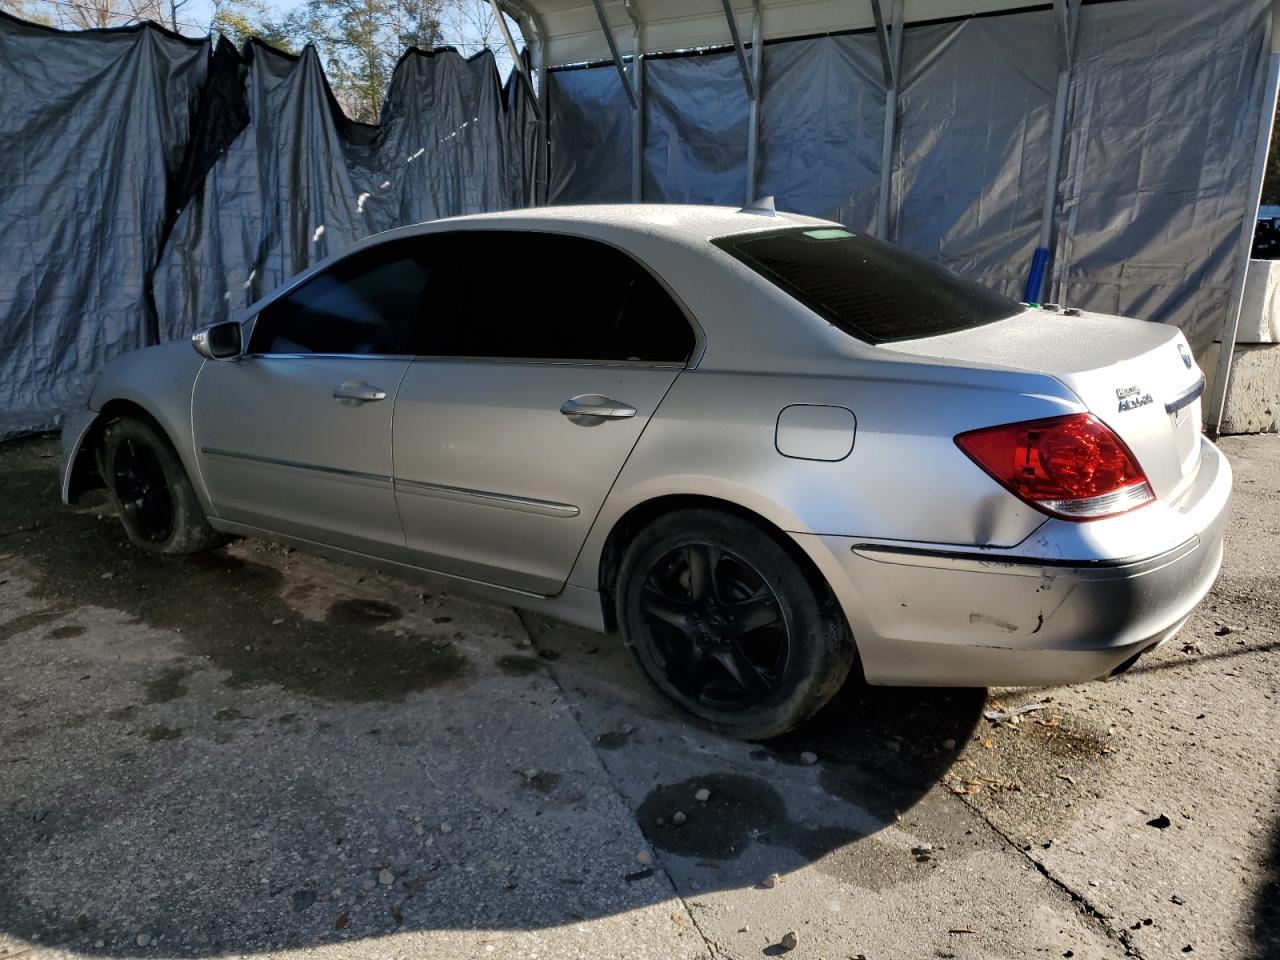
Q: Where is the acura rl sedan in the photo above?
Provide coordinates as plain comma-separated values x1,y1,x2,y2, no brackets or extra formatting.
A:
60,204,1230,739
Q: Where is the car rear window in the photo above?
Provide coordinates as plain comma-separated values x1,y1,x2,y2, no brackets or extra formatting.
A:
712,227,1023,344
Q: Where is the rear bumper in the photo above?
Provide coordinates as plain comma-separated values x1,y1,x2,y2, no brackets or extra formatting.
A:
796,436,1231,687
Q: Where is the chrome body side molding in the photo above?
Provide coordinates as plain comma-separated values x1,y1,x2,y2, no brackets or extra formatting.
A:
393,477,580,518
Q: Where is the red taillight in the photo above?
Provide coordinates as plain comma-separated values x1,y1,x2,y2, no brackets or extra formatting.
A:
955,413,1153,521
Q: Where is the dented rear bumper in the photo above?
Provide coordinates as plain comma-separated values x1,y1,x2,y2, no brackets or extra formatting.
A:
795,437,1232,687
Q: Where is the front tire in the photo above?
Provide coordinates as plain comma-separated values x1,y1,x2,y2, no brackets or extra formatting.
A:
616,509,855,740
99,416,224,555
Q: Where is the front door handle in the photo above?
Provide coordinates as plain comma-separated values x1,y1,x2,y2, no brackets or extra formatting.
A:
560,394,637,421
333,380,387,403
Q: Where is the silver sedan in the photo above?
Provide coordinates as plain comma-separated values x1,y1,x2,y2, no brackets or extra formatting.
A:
60,204,1230,739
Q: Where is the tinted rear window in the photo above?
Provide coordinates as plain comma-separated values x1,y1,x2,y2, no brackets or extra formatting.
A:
712,227,1022,344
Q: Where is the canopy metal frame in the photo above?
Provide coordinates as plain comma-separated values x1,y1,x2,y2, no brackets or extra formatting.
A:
1020,0,1081,303
500,0,1276,437
871,0,903,239
1207,0,1280,436
490,0,549,203
584,0,645,199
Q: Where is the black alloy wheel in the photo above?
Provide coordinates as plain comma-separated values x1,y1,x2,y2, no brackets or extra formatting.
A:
617,508,856,740
638,542,789,710
110,434,175,543
98,416,226,555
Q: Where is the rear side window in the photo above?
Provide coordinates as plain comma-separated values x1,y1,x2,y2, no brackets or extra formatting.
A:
712,227,1022,344
249,238,432,355
407,232,694,363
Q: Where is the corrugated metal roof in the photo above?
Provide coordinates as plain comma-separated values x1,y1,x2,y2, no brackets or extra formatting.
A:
502,0,1051,69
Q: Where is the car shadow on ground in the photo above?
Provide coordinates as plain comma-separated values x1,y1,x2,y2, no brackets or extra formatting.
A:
0,436,985,955
521,607,987,901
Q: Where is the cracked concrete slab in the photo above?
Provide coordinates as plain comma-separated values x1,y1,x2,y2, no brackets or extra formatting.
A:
519,612,1123,959
947,435,1280,960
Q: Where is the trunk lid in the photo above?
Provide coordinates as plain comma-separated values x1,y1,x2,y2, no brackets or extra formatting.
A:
884,308,1205,501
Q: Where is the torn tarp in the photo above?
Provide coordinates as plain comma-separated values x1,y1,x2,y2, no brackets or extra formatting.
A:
154,43,531,341
0,18,533,437
0,14,211,437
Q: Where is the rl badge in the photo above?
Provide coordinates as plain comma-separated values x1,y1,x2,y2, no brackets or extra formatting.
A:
1117,385,1154,412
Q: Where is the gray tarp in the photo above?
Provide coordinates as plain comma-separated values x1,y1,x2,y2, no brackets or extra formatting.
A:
1049,0,1270,341
0,0,1273,436
756,33,884,233
547,0,1272,351
0,17,531,436
643,51,749,205
893,12,1058,300
154,43,531,340
0,16,210,436
547,64,632,202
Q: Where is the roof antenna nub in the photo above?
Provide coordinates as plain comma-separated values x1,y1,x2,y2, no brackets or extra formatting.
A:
739,195,776,216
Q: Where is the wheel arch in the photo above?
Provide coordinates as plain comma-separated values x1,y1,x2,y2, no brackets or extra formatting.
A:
65,398,195,506
595,493,845,637
65,398,173,503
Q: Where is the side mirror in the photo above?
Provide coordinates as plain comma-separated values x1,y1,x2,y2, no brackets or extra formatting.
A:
192,321,243,360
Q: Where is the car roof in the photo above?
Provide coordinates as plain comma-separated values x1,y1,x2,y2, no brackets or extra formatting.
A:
246,204,836,314
419,203,837,242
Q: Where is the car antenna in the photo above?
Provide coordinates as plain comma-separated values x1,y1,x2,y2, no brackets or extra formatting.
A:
738,195,776,216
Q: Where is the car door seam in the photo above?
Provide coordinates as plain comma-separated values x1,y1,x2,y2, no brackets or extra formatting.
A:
558,367,689,594
388,358,415,550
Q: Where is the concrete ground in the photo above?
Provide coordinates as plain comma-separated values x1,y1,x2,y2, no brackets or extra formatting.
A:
0,433,1276,960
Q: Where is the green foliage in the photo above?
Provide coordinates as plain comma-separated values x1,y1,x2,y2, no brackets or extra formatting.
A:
301,0,444,122
212,0,445,123
210,0,303,52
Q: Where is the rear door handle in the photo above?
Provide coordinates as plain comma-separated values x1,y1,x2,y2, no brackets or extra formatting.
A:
333,380,387,403
559,395,637,420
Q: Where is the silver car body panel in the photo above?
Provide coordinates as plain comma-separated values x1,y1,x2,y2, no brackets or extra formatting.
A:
393,359,681,595
60,204,1232,688
192,354,412,560
61,340,213,512
796,435,1231,685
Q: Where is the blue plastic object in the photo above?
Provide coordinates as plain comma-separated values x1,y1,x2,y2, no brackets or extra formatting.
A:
1023,246,1050,304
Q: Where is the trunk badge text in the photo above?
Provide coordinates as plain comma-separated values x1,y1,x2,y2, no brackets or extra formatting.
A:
1117,385,1153,412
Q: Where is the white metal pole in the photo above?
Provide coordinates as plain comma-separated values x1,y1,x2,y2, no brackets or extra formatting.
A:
1026,0,1080,303
1207,1,1280,436
873,0,903,240
626,0,643,202
745,0,762,204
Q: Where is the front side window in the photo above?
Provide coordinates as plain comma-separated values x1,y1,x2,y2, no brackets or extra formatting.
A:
249,238,435,355
406,231,695,364
712,227,1022,344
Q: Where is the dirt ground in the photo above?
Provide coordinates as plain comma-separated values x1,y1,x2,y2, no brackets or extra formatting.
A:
0,433,1276,960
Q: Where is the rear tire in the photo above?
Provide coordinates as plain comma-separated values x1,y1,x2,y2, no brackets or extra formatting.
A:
98,416,224,555
616,508,855,740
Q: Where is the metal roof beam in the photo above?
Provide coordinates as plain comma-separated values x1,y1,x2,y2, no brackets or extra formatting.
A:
490,0,544,122
720,0,757,101
590,0,638,108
